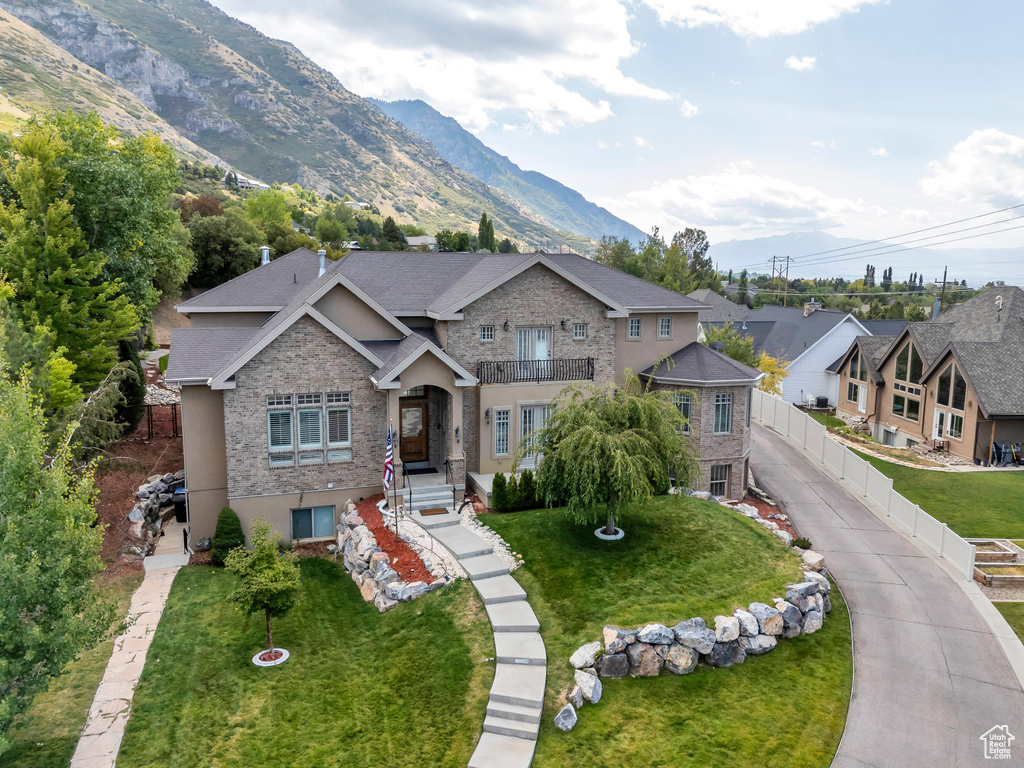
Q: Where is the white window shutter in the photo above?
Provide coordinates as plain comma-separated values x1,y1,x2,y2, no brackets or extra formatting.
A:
328,408,350,445
268,411,292,449
298,409,322,448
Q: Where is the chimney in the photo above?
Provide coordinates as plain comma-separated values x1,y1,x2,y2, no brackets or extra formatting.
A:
260,245,270,266
318,249,326,277
803,300,822,317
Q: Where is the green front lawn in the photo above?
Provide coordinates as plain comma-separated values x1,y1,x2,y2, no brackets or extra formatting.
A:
5,572,143,768
995,602,1024,645
485,496,853,767
808,411,846,429
853,450,1024,538
117,559,493,768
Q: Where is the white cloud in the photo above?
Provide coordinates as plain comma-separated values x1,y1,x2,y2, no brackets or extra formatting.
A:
810,140,835,149
640,0,883,38
597,140,609,150
785,55,817,72
210,0,670,133
634,136,653,149
599,164,864,241
729,79,742,86
871,147,889,157
920,129,1024,207
680,100,700,118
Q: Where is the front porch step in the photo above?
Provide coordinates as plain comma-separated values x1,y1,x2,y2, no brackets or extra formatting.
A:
493,632,546,665
482,715,539,741
468,732,537,768
474,574,527,605
407,510,461,530
431,525,493,559
486,701,543,725
485,601,540,633
489,663,546,709
461,554,510,581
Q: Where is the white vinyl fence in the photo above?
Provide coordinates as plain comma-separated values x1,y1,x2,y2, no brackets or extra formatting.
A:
751,389,976,581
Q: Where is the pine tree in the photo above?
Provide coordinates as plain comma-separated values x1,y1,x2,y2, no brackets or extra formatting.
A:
478,213,495,252
0,125,139,387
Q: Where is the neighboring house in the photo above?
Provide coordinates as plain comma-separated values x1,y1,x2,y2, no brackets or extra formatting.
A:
831,286,1024,464
701,302,877,406
230,172,270,191
406,235,438,251
168,249,761,544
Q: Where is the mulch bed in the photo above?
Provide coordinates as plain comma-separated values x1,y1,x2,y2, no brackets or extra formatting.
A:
355,494,435,584
739,493,800,540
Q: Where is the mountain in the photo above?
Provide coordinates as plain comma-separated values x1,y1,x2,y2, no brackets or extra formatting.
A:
0,7,220,163
373,99,646,244
0,0,592,251
709,231,1022,286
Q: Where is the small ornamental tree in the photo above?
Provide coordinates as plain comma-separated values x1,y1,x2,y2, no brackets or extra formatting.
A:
491,472,510,513
518,469,537,510
211,507,246,566
531,370,698,537
225,519,300,656
756,352,789,397
505,473,521,513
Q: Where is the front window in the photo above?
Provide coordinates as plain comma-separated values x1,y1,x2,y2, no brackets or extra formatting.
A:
291,505,335,539
628,317,641,339
520,405,549,463
895,342,923,384
847,381,859,402
515,327,551,360
714,393,733,434
658,317,672,338
298,408,323,448
268,410,293,451
710,465,729,497
572,323,587,340
849,351,868,382
948,413,964,439
480,325,494,342
937,363,968,411
672,392,691,434
494,409,510,456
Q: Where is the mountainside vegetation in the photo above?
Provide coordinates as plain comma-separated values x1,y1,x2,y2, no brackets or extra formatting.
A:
0,0,597,252
374,98,646,244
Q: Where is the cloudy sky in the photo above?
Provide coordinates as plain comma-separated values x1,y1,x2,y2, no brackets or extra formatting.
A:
211,0,1024,279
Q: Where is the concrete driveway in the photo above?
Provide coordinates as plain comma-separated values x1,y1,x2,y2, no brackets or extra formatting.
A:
751,424,1024,768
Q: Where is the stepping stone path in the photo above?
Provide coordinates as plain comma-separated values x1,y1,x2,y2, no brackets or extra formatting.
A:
71,560,184,768
412,509,545,768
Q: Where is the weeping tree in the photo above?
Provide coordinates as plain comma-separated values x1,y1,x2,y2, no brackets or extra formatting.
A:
225,519,300,655
528,369,698,537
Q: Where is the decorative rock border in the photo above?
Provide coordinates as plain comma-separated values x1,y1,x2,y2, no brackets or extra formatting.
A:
555,566,833,731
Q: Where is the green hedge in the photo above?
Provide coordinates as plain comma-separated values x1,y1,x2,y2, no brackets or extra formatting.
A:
210,507,245,565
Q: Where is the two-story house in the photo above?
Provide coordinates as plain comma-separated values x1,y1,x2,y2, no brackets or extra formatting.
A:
167,248,761,543
831,286,1024,464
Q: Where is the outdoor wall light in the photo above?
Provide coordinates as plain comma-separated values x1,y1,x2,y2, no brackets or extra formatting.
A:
455,426,461,444
485,408,491,424
560,319,567,330
503,320,509,331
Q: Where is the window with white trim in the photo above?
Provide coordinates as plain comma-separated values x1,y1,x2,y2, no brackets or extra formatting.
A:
847,381,859,402
327,407,351,446
713,393,733,434
480,325,494,342
296,393,322,406
710,465,729,497
267,394,292,407
326,392,350,405
494,409,510,456
268,410,293,450
291,505,335,539
628,317,642,339
672,392,691,434
572,323,587,340
947,413,964,440
658,317,672,338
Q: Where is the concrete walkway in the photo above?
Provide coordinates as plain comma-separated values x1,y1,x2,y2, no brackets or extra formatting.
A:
70,564,181,768
411,509,546,768
751,424,1024,768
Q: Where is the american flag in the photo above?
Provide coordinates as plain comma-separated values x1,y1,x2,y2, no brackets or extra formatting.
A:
382,424,394,490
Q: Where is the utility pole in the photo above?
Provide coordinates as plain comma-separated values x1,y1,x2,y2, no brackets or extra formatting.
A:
935,265,952,316
770,255,793,306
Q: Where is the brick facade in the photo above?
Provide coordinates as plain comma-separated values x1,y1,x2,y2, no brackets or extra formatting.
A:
223,316,387,499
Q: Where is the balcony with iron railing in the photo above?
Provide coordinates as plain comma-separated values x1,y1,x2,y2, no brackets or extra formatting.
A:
476,357,595,385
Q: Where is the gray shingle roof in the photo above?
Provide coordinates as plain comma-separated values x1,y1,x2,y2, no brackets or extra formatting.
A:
745,306,853,361
165,327,259,382
688,289,753,323
826,335,896,384
545,253,706,310
860,319,909,336
641,341,762,385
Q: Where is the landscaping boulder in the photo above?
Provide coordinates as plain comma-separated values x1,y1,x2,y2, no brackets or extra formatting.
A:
802,550,826,572
570,641,603,669
705,641,746,668
773,599,803,638
595,652,629,678
749,602,784,635
673,618,716,655
173,469,186,481
574,670,602,703
358,579,380,602
603,625,637,653
383,581,406,601
626,642,663,677
738,634,778,655
714,615,740,643
128,506,145,522
374,592,398,612
803,571,831,593
554,703,578,732
637,622,675,645
808,593,825,613
802,609,824,634
775,529,794,546
691,491,714,500
403,581,429,600
732,503,760,518
823,594,832,613
569,685,584,709
733,609,759,637
664,643,699,675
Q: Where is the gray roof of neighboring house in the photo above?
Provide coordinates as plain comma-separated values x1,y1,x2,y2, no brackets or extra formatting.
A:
826,334,897,384
405,235,437,247
860,319,909,336
544,253,706,310
165,327,258,381
688,289,753,323
641,341,762,385
744,305,854,362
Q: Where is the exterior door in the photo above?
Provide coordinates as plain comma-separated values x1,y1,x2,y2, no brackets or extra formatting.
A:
933,408,946,442
857,384,867,414
520,405,549,466
516,327,552,378
400,404,428,462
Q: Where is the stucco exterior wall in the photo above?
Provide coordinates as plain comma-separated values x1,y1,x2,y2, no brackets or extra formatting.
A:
614,311,700,386
223,316,387,505
312,284,403,340
180,385,228,541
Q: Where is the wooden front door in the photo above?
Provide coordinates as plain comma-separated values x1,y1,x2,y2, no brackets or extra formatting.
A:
400,404,428,462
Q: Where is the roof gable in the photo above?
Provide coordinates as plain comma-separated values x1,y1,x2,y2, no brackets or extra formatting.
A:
641,341,763,385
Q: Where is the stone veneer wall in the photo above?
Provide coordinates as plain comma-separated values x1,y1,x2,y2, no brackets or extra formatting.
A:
440,264,618,473
223,316,387,499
